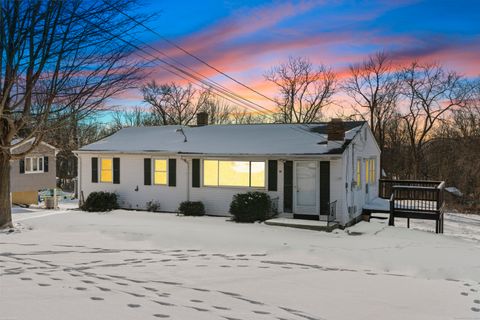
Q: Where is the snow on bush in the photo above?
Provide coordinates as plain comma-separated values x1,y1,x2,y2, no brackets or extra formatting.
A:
81,192,118,212
178,201,205,216
229,191,275,223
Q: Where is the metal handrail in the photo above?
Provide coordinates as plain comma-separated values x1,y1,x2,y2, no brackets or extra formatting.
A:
319,200,337,226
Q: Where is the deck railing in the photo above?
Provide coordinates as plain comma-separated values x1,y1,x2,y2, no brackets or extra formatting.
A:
386,180,445,233
379,179,443,199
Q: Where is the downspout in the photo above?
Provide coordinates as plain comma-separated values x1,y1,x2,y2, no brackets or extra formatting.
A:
350,143,356,219
76,153,82,204
182,158,190,202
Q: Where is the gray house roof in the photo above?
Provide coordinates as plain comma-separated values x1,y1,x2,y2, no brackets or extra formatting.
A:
78,122,366,156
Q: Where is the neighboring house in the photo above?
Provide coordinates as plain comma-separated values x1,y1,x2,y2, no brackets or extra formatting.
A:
10,139,57,205
75,117,380,227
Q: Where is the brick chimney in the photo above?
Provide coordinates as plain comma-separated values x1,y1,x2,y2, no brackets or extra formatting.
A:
196,112,208,126
327,118,345,148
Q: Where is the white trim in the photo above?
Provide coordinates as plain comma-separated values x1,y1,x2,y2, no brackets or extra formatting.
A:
153,158,168,186
11,138,57,152
99,157,113,183
201,159,267,189
24,156,44,174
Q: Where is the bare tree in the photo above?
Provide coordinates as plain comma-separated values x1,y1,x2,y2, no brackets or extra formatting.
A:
198,95,234,125
398,62,472,178
343,52,399,155
142,81,210,125
110,106,161,130
265,56,336,123
0,0,145,228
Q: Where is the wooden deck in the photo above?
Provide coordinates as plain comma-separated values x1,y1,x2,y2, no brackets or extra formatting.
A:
363,179,446,234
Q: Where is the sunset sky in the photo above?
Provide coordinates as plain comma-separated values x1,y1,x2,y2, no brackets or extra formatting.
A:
112,0,480,114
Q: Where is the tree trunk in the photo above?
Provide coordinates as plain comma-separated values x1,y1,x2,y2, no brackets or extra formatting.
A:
0,152,13,229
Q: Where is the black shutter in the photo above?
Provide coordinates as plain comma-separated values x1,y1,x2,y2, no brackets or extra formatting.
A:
19,159,25,174
44,156,49,172
283,161,293,213
192,159,200,188
113,158,120,184
168,159,177,187
319,161,330,215
91,157,98,183
144,158,151,185
268,160,278,191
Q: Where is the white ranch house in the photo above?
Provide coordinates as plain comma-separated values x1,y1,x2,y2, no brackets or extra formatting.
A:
75,118,380,227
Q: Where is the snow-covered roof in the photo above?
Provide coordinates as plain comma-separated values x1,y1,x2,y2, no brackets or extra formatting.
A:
78,122,366,156
10,138,57,153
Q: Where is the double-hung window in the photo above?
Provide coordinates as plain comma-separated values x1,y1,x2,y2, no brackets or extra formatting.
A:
25,157,43,173
100,158,113,183
203,160,265,188
154,159,167,185
368,158,376,184
355,159,361,189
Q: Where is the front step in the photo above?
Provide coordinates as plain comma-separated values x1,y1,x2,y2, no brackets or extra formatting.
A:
264,218,339,232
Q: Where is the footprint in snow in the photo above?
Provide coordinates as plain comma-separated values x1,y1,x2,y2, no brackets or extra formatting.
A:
190,299,203,303
186,306,209,312
461,292,469,296
253,310,270,314
38,283,51,287
213,306,230,310
127,304,141,308
152,300,175,307
90,297,104,301
472,307,480,312
82,280,95,284
153,314,170,318
97,287,111,292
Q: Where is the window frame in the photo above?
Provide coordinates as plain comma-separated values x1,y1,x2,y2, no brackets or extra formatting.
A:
368,157,376,185
100,157,113,183
24,156,44,174
202,159,266,189
153,158,168,186
355,158,362,189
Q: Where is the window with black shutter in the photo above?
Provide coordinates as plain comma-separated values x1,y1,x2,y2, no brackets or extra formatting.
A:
19,159,25,174
144,158,151,185
91,157,98,183
168,159,176,187
44,156,49,172
283,161,293,213
113,158,120,184
192,159,200,188
268,160,278,191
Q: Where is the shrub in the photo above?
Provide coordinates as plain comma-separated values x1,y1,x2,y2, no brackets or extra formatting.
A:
178,201,205,216
229,191,275,223
81,191,118,212
146,200,161,212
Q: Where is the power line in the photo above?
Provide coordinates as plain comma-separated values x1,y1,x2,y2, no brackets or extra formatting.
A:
138,41,274,115
104,0,278,105
74,9,274,118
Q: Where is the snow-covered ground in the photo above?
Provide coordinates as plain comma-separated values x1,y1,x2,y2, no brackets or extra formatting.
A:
1,206,480,320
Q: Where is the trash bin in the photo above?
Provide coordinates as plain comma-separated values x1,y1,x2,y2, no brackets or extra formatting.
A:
45,197,55,209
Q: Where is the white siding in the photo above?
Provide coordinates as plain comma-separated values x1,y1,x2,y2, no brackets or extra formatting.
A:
80,154,187,212
79,154,282,215
341,125,381,225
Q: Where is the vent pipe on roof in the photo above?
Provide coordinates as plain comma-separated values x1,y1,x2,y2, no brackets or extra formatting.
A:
327,118,345,148
196,112,208,126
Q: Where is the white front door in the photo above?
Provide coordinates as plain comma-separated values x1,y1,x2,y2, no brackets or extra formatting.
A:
294,161,318,214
